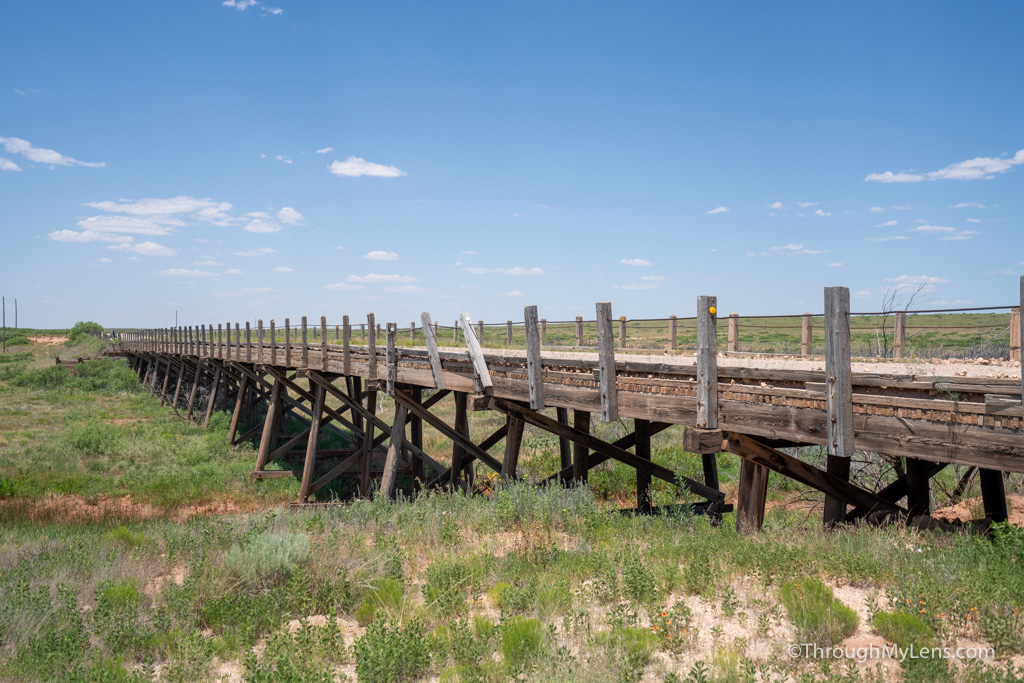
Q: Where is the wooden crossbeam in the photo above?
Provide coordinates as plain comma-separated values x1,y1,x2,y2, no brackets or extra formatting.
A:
846,461,947,521
541,421,672,485
491,397,723,502
423,422,509,489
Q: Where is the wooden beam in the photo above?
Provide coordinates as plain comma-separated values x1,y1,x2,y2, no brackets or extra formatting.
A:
979,469,1008,522
595,302,618,421
422,422,508,489
572,409,590,484
342,315,351,376
723,432,902,516
298,384,327,501
635,418,652,513
459,313,492,394
847,462,947,521
524,305,544,409
450,391,470,486
823,286,854,526
202,366,222,428
420,312,446,390
228,375,250,443
801,313,813,356
557,407,572,485
736,458,769,533
386,323,397,397
254,380,283,471
501,415,525,480
905,457,931,517
380,404,408,499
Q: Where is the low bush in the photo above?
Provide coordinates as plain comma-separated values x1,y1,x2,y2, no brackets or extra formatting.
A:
223,532,311,589
779,577,858,649
353,618,430,683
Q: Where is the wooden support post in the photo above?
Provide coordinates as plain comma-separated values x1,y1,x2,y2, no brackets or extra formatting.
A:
336,325,339,341
342,315,352,376
159,359,171,406
824,286,853,527
421,312,446,389
979,469,1008,522
556,407,572,485
285,318,291,366
202,366,221,428
635,418,652,512
270,320,276,365
320,316,327,370
228,375,249,443
367,313,377,383
410,321,415,343
246,321,251,362
172,362,184,407
361,354,376,496
301,316,308,368
185,361,203,420
506,320,512,346
450,391,470,487
149,358,161,394
235,322,240,360
894,311,906,359
501,415,525,480
540,318,547,345
575,315,583,346
433,320,438,338
459,313,493,394
410,387,424,488
524,305,544,410
596,302,618,421
255,380,283,471
477,320,484,343
736,458,770,532
572,409,590,484
1010,307,1020,362
360,323,365,341
380,403,407,499
386,323,396,396
669,315,677,351
801,313,813,356
905,457,931,517
697,296,720,490
728,313,739,353
618,316,626,349
298,384,327,502
257,319,264,363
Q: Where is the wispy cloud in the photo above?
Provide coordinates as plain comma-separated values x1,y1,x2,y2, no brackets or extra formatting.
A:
641,275,665,281
814,209,831,217
619,258,652,267
0,157,20,172
886,274,949,285
324,282,364,290
195,259,222,266
347,273,416,283
0,136,105,168
315,147,334,154
939,230,979,241
827,262,843,267
273,266,293,272
798,201,818,209
222,0,282,14
966,218,981,224
497,290,525,296
363,250,399,261
771,244,823,256
706,206,729,214
875,220,898,228
234,247,276,256
274,155,293,164
914,225,956,233
243,219,280,233
86,196,233,224
328,156,405,178
225,268,243,275
155,268,215,277
616,282,658,290
866,148,1024,183
767,201,783,210
866,236,909,242
464,266,545,276
277,207,304,225
951,202,986,209
385,285,426,293
868,206,886,213
110,241,177,257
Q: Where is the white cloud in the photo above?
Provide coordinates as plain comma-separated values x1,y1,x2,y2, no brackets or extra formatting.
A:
866,236,909,242
866,148,1024,183
0,157,21,172
874,220,898,228
384,285,426,293
234,247,276,256
276,207,303,225
86,196,233,224
619,258,652,267
47,229,132,244
706,206,729,214
273,266,293,272
767,201,783,210
0,136,105,168
76,215,177,235
771,244,824,256
347,273,416,283
814,209,831,217
497,290,525,296
890,205,912,210
364,250,399,261
97,257,113,263
195,259,222,266
223,0,258,8
247,211,271,219
641,275,665,281
460,250,477,255
324,282,365,290
914,225,956,233
274,155,293,164
109,241,177,257
827,262,843,267
464,266,545,276
966,218,981,224
328,156,406,178
616,282,658,290
952,202,987,209
798,201,818,208
315,147,334,154
939,230,979,241
243,219,281,233
868,206,886,213
886,275,949,285
155,268,215,277
225,268,243,275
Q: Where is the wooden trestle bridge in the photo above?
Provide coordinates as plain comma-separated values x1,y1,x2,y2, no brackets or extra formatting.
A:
113,286,1024,531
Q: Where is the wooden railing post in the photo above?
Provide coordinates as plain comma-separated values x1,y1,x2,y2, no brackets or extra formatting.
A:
246,321,251,362
801,313,813,356
894,311,906,359
342,315,351,375
1009,306,1020,362
410,321,416,343
669,315,677,351
301,316,308,368
524,305,543,410
217,323,223,358
360,323,366,341
824,286,853,527
284,318,291,366
478,319,484,342
506,320,512,347
595,302,618,421
235,322,240,360
269,320,276,365
618,316,626,349
728,313,739,353
575,316,583,346
540,318,547,345
257,319,264,362
320,315,328,370
696,295,720,491
367,313,377,383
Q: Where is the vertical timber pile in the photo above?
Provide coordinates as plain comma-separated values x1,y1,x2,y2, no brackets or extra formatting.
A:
801,313,812,356
696,296,720,491
361,313,377,497
823,286,853,527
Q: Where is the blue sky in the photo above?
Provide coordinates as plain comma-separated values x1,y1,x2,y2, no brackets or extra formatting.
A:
2,1,1022,329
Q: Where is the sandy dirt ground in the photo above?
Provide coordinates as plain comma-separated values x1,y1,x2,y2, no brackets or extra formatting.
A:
27,335,68,345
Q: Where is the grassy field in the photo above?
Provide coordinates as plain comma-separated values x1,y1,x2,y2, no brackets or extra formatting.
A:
1,332,1023,682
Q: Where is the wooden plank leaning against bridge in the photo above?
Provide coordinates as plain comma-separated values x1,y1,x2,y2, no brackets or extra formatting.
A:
113,280,1024,533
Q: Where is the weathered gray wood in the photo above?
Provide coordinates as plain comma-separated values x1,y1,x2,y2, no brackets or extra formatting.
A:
202,366,221,428
255,380,283,471
361,372,376,496
905,457,931,517
669,315,677,351
506,320,512,346
366,313,377,381
185,360,203,419
257,319,264,363
728,313,738,353
285,318,291,366
1020,275,1023,403
301,316,309,368
618,316,626,349
245,321,250,361
736,458,769,532
575,316,583,346
824,286,853,526
556,407,571,484
501,416,525,480
298,384,326,501
420,312,446,389
696,295,718,428
459,312,493,394
380,403,407,499
342,315,352,375
801,313,813,356
595,302,618,421
540,318,547,345
894,311,906,359
572,411,590,483
683,428,724,454
320,316,327,370
228,374,249,442
410,321,416,343
979,469,1008,522
450,391,470,486
635,418,652,512
477,320,484,343
270,320,277,365
386,323,397,397
524,305,544,409
217,324,223,358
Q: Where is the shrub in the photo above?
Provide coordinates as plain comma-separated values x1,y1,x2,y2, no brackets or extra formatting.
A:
500,616,543,674
872,610,933,649
423,557,471,615
223,532,311,589
779,577,858,649
67,321,106,344
353,618,430,682
102,526,148,548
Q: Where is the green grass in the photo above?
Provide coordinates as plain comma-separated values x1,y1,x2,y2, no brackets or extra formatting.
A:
779,577,859,649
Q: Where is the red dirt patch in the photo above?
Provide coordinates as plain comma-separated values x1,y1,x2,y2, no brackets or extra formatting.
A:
0,494,255,523
934,494,1024,527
